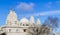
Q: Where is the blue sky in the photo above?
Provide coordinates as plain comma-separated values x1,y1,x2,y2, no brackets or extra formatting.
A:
0,0,60,33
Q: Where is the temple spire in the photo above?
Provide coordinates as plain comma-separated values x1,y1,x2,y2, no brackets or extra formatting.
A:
36,14,41,26
36,18,40,25
30,16,34,24
30,11,35,25
6,10,18,25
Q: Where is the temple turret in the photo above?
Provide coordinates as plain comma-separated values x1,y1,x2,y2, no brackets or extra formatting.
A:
6,10,18,26
36,15,41,27
30,16,35,26
36,18,40,25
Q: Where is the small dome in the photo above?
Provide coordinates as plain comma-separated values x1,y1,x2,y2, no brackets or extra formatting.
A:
20,17,29,24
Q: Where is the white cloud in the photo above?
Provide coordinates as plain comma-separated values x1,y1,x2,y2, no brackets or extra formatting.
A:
16,2,35,11
35,10,60,16
41,10,60,15
26,10,60,17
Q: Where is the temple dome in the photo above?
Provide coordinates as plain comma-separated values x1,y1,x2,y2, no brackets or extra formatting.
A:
20,17,29,24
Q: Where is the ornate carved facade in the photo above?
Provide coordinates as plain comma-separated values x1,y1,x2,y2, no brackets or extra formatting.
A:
0,10,41,35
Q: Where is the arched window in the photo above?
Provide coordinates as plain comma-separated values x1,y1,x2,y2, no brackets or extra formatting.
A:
36,29,38,32
23,24,24,26
23,29,26,32
16,29,18,32
9,29,11,32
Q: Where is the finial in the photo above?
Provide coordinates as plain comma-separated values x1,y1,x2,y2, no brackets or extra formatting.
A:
23,16,25,18
38,14,41,18
22,15,26,19
10,5,14,11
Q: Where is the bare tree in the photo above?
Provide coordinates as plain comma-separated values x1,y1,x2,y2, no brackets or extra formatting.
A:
27,25,50,35
43,16,59,33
